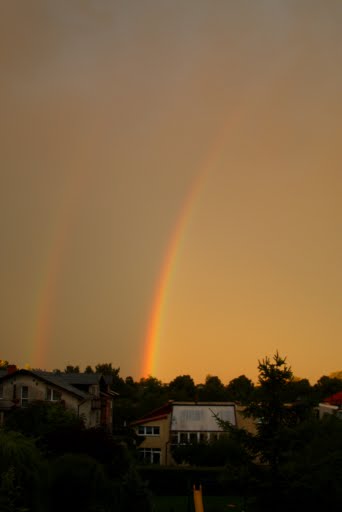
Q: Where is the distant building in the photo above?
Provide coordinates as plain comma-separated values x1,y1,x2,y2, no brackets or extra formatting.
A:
0,367,118,429
318,391,342,420
131,401,256,465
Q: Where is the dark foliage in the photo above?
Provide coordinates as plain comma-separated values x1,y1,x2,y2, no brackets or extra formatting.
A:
168,375,196,401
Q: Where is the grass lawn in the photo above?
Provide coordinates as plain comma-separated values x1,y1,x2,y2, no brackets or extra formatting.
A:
152,494,245,512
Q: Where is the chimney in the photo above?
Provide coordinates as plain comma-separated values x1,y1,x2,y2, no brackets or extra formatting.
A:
7,364,17,375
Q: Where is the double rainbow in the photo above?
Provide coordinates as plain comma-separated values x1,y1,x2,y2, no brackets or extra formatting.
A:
30,94,248,374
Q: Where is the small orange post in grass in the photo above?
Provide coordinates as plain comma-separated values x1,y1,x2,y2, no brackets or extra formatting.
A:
193,484,204,512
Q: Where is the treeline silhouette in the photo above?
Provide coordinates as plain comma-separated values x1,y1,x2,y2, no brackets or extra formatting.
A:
1,357,342,512
47,361,342,426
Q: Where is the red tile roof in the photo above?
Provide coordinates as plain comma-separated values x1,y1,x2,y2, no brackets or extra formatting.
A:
324,391,342,406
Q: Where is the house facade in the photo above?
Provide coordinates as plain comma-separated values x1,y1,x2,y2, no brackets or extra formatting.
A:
0,367,117,429
132,401,255,465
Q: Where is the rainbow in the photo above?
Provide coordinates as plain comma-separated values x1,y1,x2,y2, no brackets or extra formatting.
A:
141,129,232,377
29,91,252,373
29,166,84,369
141,169,208,378
141,90,256,377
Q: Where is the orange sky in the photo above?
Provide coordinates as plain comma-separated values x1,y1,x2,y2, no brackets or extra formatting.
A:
1,1,341,384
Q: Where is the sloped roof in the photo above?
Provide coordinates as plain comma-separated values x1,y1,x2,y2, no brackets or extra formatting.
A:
131,402,173,425
57,373,103,385
0,369,119,400
324,391,342,406
0,369,89,400
131,401,238,427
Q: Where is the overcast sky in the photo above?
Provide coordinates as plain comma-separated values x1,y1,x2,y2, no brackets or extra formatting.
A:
1,0,342,383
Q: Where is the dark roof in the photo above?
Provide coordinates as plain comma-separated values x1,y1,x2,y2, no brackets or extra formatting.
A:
0,369,89,400
0,369,118,400
42,372,114,387
36,373,89,399
56,373,103,385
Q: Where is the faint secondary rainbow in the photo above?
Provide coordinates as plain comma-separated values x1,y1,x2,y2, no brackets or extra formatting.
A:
29,167,85,369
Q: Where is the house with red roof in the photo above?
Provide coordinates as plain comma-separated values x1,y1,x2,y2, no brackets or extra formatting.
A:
131,401,256,465
318,391,342,420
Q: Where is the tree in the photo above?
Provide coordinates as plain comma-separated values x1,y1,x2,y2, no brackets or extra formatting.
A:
134,376,168,417
244,352,293,469
48,454,114,512
217,353,342,511
139,376,164,394
171,434,248,467
0,430,44,511
84,365,94,374
64,365,80,374
95,363,118,375
277,414,342,512
329,370,342,380
215,353,295,510
95,363,125,392
226,375,255,404
168,375,196,400
314,375,342,402
197,375,227,401
5,402,84,456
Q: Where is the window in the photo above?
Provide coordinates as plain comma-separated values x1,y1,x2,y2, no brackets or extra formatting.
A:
179,433,188,444
199,432,208,443
21,386,29,407
137,425,160,436
189,432,198,443
138,448,161,465
46,388,62,401
171,432,212,445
